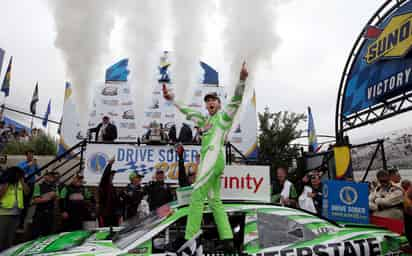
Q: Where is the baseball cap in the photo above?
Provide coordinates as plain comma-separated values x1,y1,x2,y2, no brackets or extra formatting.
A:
204,92,220,102
129,172,144,181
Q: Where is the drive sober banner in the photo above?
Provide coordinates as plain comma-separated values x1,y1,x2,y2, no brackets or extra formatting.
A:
85,143,200,185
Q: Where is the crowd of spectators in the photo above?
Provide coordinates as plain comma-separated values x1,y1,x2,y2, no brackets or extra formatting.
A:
0,121,37,151
269,164,412,248
1,142,412,251
270,166,325,215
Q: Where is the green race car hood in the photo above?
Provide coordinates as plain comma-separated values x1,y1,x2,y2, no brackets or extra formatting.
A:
2,203,408,256
1,230,121,256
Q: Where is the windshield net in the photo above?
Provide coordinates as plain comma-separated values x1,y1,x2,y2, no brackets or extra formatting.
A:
113,205,172,250
257,212,316,248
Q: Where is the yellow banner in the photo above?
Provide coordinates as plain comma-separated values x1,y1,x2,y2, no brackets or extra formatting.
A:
334,145,351,179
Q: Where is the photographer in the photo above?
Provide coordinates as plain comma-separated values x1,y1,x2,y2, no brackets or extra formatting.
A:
0,167,29,251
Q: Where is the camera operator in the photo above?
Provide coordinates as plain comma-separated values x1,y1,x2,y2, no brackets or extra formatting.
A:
0,167,29,251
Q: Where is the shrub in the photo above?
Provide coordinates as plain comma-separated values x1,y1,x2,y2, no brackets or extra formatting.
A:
2,135,57,155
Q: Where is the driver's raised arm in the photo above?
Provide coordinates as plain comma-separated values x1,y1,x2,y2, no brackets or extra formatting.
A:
162,84,206,127
220,63,248,127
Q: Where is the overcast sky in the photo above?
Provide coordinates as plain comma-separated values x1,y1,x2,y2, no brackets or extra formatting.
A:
1,0,410,142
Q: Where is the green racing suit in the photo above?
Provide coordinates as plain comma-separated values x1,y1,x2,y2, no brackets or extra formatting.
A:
173,79,246,240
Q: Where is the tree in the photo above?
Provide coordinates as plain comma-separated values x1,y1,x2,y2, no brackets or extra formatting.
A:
258,107,306,171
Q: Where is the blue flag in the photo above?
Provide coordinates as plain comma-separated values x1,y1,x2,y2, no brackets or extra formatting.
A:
42,99,51,127
308,106,319,152
1,56,12,97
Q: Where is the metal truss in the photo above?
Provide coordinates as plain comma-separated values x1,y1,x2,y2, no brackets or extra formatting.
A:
335,0,410,140
341,90,412,132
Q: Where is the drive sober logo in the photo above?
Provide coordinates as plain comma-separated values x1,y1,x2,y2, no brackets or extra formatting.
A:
323,180,369,224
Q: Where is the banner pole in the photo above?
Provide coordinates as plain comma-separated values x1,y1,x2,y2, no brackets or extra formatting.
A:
0,97,6,121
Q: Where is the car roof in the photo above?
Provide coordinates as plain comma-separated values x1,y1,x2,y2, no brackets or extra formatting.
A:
166,201,339,227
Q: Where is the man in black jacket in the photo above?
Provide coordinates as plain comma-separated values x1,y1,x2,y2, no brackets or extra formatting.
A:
31,171,59,239
178,123,193,144
121,172,145,220
145,169,173,211
89,116,117,142
60,175,93,231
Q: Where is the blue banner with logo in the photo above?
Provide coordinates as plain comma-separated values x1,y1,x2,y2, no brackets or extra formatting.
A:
343,1,412,116
322,180,369,224
85,143,201,185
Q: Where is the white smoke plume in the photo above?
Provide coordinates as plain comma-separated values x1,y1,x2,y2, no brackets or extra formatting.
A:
219,0,282,128
170,0,216,102
116,0,169,135
48,0,116,129
220,0,281,95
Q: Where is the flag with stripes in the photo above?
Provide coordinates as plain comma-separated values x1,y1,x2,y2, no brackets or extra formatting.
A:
308,106,320,152
1,56,12,97
42,99,51,127
30,82,39,115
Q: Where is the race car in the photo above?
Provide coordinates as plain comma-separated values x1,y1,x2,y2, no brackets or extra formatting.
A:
1,202,409,255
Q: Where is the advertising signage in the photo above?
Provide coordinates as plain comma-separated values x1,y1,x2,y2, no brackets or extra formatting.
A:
343,1,412,117
322,180,369,224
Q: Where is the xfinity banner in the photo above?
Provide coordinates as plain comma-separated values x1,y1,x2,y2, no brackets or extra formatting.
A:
177,165,271,204
221,165,270,202
85,143,200,185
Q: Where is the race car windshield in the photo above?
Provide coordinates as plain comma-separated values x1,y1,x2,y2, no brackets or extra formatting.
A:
257,212,316,248
113,209,168,249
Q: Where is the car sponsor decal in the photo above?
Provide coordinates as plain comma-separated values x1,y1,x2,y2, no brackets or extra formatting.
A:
254,237,399,256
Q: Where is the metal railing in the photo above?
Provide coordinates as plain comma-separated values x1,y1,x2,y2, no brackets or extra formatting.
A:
26,139,87,184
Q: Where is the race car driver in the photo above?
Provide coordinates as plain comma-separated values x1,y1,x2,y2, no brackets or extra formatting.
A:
163,62,248,252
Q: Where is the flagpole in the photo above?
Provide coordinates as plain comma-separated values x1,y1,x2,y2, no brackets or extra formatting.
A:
30,114,34,129
1,56,12,121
